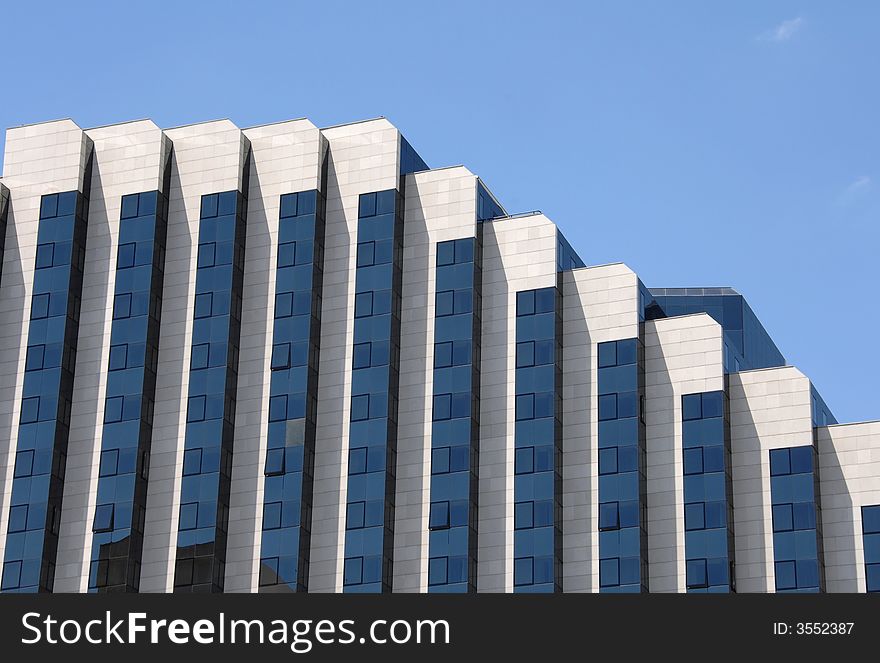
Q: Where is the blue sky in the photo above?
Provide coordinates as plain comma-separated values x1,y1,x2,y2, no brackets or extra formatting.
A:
1,1,878,422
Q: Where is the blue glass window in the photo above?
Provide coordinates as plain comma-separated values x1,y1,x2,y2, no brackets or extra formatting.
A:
343,190,402,593
514,287,560,592
862,505,880,592
173,190,246,592
93,504,114,533
428,235,480,592
598,338,647,592
681,390,733,592
770,445,823,592
4,190,90,592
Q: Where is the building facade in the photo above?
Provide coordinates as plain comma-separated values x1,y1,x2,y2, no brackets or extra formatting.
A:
0,116,877,594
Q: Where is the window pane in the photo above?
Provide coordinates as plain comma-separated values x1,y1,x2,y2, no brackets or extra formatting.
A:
598,394,617,421
356,241,374,268
789,446,813,474
682,394,702,421
769,449,790,476
597,341,616,368
516,341,534,368
616,339,637,365
701,391,723,418
436,241,455,267
278,242,296,268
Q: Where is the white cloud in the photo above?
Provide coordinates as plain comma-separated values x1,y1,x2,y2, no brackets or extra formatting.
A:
759,17,804,42
845,176,872,195
838,176,872,206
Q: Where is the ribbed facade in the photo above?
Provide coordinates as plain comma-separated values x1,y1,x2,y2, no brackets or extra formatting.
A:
0,116,877,593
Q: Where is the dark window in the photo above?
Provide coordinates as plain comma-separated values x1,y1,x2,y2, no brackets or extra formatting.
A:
867,564,880,593
201,194,218,218
789,446,813,474
686,559,708,589
599,448,617,475
433,394,452,421
351,394,370,421
275,292,293,318
271,343,291,370
359,193,377,218
599,502,619,531
194,293,213,319
41,194,59,219
516,341,535,368
198,243,216,268
429,501,450,530
514,557,534,586
534,288,554,313
121,193,139,219
259,558,279,587
863,506,880,535
357,241,375,268
355,292,372,318
431,447,450,474
534,339,554,365
278,242,296,268
191,343,209,370
685,503,705,531
31,293,50,319
8,505,28,533
682,394,702,421
455,238,474,264
2,561,23,590
349,447,368,475
451,341,470,366
516,393,535,421
346,502,365,529
187,396,206,422
599,558,619,587
20,397,40,424
701,391,723,418
343,557,363,586
280,193,298,219
263,502,282,530
516,291,535,316
99,450,119,478
515,501,534,529
434,342,452,369
598,341,616,368
598,394,617,421
104,396,124,423
117,242,136,269
14,450,34,478
264,448,285,476
436,290,454,317
437,241,455,267
617,391,638,418
25,345,44,372
428,557,448,585
183,449,202,476
109,344,128,371
453,289,472,315
269,395,287,422
616,339,637,365
451,392,470,419
179,503,198,531
775,561,797,590
792,502,816,530
113,293,132,319
683,448,703,475
35,243,55,269
353,342,371,369
93,504,115,532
